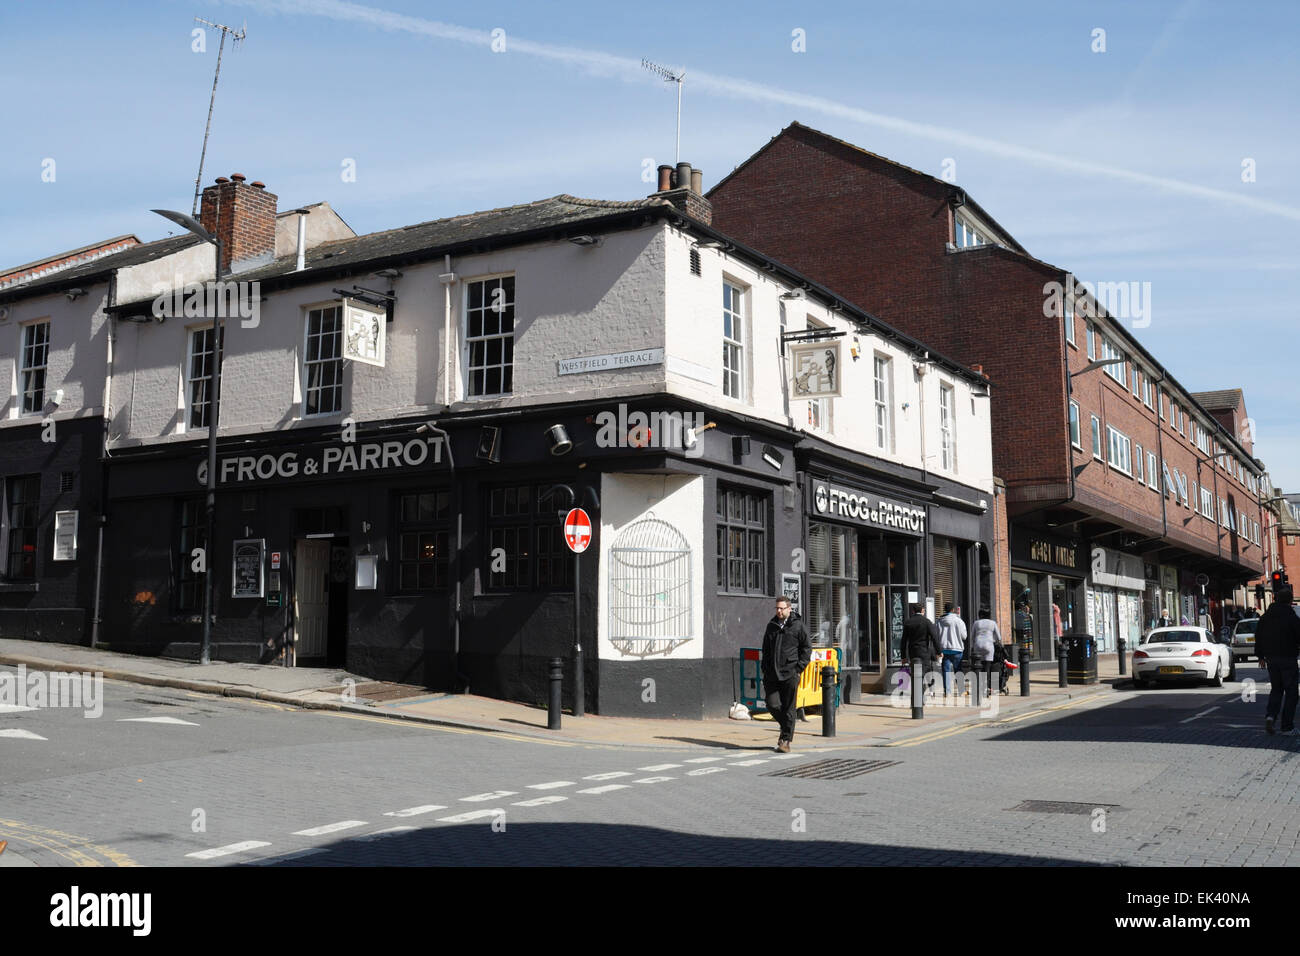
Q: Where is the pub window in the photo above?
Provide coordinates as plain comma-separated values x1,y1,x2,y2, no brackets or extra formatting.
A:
485,484,570,590
395,490,450,591
3,475,40,579
186,323,224,429
304,305,344,416
20,321,50,415
174,497,206,611
715,484,769,595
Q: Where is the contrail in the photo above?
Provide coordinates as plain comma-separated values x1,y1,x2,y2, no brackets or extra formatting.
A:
221,0,1300,222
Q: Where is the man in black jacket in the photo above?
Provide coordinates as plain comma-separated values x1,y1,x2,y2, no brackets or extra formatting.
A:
1256,586,1300,735
762,597,812,753
902,604,942,672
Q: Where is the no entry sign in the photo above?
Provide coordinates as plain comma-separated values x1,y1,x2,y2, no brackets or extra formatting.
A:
564,508,592,553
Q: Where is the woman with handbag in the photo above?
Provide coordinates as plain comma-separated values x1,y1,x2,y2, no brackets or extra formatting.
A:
969,607,1004,698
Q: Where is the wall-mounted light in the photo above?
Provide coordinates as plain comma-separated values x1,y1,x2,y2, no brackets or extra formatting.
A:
692,239,724,251
361,520,372,534
779,289,804,300
761,444,785,471
546,424,573,456
49,388,64,408
732,436,750,462
65,288,87,301
373,268,402,279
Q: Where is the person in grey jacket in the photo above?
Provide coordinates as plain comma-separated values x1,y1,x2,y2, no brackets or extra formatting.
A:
969,607,1005,696
938,603,968,697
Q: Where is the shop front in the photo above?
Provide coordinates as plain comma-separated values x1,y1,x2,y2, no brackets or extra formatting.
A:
804,474,985,698
1009,525,1087,662
1087,546,1145,653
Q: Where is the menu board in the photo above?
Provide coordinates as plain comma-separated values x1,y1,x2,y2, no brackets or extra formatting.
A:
231,539,265,599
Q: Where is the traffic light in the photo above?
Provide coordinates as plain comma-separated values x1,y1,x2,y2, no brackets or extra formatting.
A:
1272,569,1289,594
1256,583,1267,602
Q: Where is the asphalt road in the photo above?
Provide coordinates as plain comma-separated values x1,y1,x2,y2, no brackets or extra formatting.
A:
1,662,1295,866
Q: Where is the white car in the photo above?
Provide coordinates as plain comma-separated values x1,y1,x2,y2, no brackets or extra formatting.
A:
1132,626,1232,688
1230,618,1259,663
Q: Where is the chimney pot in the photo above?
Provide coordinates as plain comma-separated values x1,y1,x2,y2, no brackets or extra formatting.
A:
215,176,230,184
657,165,673,192
251,180,266,189
690,168,703,194
230,173,247,182
676,162,691,191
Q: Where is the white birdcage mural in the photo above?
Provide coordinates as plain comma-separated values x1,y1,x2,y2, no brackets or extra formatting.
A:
608,514,692,658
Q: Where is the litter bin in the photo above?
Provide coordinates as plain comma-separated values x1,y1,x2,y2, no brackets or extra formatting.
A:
1065,633,1098,685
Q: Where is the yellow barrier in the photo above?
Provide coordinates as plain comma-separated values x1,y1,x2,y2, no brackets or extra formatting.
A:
796,647,840,709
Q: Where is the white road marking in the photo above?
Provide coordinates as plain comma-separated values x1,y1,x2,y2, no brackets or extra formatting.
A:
350,826,417,841
186,840,272,859
769,753,807,760
637,763,682,771
634,776,675,784
383,805,447,817
0,729,46,740
728,759,771,766
513,796,568,807
577,784,630,795
461,790,517,802
683,756,724,763
0,705,36,714
582,771,633,781
437,809,504,823
118,716,200,726
1180,706,1222,724
251,848,327,865
527,781,574,790
687,767,727,776
292,820,367,836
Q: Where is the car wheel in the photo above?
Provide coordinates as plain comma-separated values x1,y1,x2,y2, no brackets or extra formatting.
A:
1133,676,1148,689
1209,661,1224,688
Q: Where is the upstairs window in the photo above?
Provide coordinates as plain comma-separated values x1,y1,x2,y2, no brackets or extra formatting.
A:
1068,401,1081,448
874,354,893,451
722,282,745,400
466,276,516,397
1107,425,1132,475
939,383,957,471
304,305,344,416
20,321,50,415
186,324,224,429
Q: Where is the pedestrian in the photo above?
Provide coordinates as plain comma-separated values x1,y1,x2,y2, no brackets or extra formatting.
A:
1255,586,1300,736
938,603,968,698
969,607,1003,697
901,603,942,699
761,596,811,753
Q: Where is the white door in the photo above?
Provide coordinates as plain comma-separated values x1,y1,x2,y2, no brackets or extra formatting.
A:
294,540,330,659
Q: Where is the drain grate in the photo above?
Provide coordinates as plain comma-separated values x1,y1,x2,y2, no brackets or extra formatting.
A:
1009,800,1121,814
763,758,900,780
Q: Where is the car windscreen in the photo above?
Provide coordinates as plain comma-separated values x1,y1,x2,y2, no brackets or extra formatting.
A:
1235,620,1258,634
1145,630,1203,643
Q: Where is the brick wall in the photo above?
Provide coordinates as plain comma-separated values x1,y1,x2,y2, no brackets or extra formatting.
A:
199,174,277,274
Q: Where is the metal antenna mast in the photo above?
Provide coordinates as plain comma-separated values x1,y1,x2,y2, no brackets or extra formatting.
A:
191,17,247,216
641,58,684,165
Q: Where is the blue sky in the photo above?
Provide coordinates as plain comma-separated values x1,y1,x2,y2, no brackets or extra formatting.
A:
2,0,1297,486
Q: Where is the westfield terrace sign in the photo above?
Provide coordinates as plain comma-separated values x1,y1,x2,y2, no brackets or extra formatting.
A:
196,436,444,486
811,480,926,535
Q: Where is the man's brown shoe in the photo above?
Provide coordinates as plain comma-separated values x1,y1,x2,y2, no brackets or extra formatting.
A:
777,739,791,753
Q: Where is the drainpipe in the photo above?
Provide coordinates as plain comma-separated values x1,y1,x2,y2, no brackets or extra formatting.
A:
439,255,457,407
294,209,309,272
90,275,116,649
1152,377,1169,543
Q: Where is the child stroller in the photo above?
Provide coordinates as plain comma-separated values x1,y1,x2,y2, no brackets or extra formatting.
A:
994,642,1016,694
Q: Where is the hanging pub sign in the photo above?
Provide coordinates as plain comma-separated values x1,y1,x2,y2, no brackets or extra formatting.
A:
342,298,386,367
232,539,266,599
789,341,842,399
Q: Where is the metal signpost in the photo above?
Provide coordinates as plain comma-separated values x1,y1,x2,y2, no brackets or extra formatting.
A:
564,507,592,717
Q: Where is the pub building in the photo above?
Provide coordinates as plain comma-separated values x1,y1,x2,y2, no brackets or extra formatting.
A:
1008,526,1087,661
28,167,998,718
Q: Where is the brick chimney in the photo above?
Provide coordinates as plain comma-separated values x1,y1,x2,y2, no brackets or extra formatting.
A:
198,173,278,275
649,162,713,225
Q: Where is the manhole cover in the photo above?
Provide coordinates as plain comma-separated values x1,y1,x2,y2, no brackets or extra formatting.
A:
763,758,900,780
1009,800,1121,814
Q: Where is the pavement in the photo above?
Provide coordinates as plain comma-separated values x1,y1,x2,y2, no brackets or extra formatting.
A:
0,638,1129,753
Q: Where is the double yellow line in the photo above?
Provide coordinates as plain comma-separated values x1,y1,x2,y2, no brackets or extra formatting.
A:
0,818,137,867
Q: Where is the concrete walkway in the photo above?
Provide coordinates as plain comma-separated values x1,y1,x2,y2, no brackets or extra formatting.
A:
0,639,1129,750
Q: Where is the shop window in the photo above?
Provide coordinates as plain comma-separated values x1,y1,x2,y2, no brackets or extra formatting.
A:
715,484,768,595
395,490,450,591
174,497,206,611
807,523,855,649
932,536,955,612
485,484,570,591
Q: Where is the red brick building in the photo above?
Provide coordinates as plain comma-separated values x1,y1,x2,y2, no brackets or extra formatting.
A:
708,122,1267,657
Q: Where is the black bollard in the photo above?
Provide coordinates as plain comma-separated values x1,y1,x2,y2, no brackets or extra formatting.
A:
1117,636,1127,676
547,657,563,730
1019,644,1031,697
971,664,982,709
1058,639,1069,688
911,657,924,719
820,666,837,737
